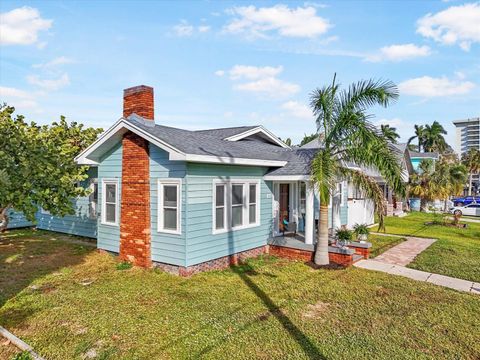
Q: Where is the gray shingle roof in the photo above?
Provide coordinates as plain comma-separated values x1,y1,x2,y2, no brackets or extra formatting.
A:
408,150,439,159
265,149,318,176
127,118,290,161
194,126,258,139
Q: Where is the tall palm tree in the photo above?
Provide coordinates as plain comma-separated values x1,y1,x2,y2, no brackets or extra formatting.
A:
380,124,400,144
462,148,480,196
407,125,424,152
309,75,405,265
422,121,448,153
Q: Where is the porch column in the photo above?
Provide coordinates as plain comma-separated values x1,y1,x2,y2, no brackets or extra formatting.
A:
305,181,315,245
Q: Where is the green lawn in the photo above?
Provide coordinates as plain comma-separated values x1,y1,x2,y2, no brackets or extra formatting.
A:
382,212,480,283
367,234,406,258
1,229,480,359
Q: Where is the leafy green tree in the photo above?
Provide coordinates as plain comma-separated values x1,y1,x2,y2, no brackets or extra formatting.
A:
423,121,448,153
462,148,480,196
0,105,102,231
409,156,467,212
380,124,400,143
309,75,405,265
407,124,425,152
299,133,318,146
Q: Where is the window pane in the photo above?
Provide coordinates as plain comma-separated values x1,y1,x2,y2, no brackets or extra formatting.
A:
232,206,243,227
163,208,177,230
249,184,256,204
106,184,116,203
232,185,243,205
164,185,177,207
215,208,224,229
249,204,256,224
93,183,98,202
216,185,224,206
105,203,116,223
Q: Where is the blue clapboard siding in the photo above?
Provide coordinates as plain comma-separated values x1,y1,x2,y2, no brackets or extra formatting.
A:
36,167,98,238
149,144,187,266
185,163,272,267
6,210,33,229
97,143,122,253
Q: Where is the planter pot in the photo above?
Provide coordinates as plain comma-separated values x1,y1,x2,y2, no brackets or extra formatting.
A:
336,239,350,249
357,234,368,243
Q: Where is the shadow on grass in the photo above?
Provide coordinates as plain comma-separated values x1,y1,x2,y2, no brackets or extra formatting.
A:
230,263,327,360
0,228,92,313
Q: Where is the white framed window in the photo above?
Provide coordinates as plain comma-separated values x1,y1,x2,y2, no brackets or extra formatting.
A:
214,183,227,231
101,179,119,226
158,179,182,235
89,179,98,219
339,182,345,206
212,179,260,234
299,182,306,214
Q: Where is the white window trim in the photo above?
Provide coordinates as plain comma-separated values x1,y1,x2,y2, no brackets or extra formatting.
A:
101,178,119,226
157,179,182,235
89,178,98,219
340,182,346,207
212,179,261,235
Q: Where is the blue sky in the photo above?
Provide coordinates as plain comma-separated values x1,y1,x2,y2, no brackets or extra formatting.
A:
1,1,479,145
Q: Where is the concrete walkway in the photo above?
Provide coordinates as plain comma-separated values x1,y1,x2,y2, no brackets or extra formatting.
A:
354,235,480,295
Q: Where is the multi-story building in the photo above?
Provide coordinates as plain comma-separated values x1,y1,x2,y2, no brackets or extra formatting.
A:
453,117,480,195
454,117,480,154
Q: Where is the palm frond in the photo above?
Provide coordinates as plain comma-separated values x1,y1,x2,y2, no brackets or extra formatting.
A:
338,167,386,230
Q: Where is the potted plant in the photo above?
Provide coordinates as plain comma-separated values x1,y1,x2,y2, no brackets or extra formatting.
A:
353,223,370,243
335,228,352,248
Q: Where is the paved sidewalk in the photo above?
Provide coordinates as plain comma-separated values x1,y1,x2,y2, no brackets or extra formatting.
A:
374,237,436,266
355,260,480,295
354,235,479,295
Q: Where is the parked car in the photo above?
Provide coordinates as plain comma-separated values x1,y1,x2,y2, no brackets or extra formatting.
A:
451,196,480,206
449,203,480,217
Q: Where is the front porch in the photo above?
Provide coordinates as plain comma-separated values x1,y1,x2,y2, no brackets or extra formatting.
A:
268,234,371,267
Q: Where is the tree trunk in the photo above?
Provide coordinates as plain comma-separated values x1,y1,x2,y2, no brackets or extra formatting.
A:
314,204,329,265
468,173,473,196
420,198,427,212
0,207,10,232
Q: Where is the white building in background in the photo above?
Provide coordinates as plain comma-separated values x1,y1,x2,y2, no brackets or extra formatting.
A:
453,117,480,195
453,117,480,155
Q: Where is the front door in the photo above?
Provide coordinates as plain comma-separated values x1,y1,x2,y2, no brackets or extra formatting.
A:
279,184,290,228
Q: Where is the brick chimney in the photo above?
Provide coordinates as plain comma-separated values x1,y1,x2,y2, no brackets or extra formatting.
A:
123,85,154,120
119,85,152,268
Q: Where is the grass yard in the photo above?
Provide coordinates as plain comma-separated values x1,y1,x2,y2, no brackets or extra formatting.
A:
382,212,480,283
1,229,480,359
366,234,406,258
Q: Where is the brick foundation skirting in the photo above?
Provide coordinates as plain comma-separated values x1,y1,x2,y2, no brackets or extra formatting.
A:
269,245,355,266
154,245,268,277
350,246,370,259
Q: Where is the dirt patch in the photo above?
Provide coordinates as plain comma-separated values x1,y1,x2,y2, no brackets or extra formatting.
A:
302,301,331,319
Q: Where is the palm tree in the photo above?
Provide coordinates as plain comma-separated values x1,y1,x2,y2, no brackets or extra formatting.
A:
409,157,467,212
462,148,480,196
407,125,424,152
309,75,405,265
422,121,448,153
380,124,400,143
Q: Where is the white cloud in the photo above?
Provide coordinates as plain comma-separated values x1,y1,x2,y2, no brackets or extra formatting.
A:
374,118,413,141
224,4,331,39
366,44,431,62
281,101,313,119
173,20,194,37
399,75,475,97
417,2,480,51
32,56,74,69
229,65,283,80
173,20,211,37
222,65,300,98
0,86,39,110
27,73,70,91
0,6,52,46
214,70,225,77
